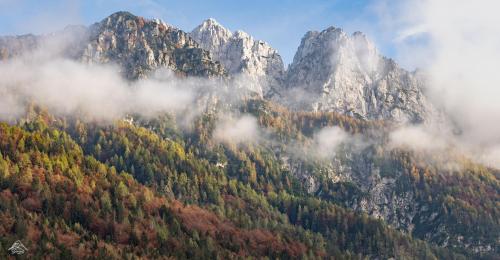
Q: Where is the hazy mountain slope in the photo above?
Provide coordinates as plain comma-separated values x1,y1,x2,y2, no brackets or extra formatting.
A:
0,109,465,259
0,25,88,61
244,99,499,256
0,34,39,60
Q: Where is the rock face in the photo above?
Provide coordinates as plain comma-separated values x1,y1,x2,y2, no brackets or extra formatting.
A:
82,12,226,79
0,14,437,124
282,145,472,252
0,12,226,79
190,18,285,96
281,27,436,123
283,147,418,231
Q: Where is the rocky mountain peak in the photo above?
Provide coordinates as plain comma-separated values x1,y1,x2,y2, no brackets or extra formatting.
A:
201,18,225,30
281,26,437,123
0,11,227,84
0,11,438,123
190,19,285,97
81,11,225,78
191,18,233,59
233,30,250,39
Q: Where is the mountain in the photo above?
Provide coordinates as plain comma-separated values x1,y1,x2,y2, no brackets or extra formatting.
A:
0,12,226,79
280,27,437,123
190,18,285,97
190,22,438,124
82,12,226,79
0,11,498,259
0,109,471,259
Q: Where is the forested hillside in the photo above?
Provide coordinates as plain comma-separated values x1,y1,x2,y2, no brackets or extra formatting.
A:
0,102,497,259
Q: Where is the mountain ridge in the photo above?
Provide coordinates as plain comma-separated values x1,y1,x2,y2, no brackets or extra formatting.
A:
0,11,435,124
187,18,439,124
0,11,227,79
278,26,438,123
190,18,285,97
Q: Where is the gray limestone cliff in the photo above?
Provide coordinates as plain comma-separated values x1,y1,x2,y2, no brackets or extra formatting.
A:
190,18,284,97
82,12,226,78
280,27,437,124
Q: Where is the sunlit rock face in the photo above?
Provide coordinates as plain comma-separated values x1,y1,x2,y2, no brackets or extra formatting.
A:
281,27,437,124
190,18,285,97
0,12,226,79
0,14,437,124
82,12,226,79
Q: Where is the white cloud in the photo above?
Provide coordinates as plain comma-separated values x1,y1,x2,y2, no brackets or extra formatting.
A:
213,114,261,145
394,24,427,43
389,125,448,152
312,126,349,158
0,57,197,122
370,0,500,167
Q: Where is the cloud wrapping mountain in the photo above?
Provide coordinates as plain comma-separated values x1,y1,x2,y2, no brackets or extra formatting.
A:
2,8,500,169
382,0,500,167
213,114,261,145
0,57,197,122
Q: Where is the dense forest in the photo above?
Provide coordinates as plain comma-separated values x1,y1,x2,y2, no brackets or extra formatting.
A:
0,101,498,259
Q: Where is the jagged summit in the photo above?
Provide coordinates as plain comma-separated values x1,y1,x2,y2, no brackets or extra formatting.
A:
81,12,225,78
190,19,285,97
0,11,438,123
0,11,226,78
191,18,233,55
107,10,137,19
203,18,222,27
199,18,225,31
280,26,437,123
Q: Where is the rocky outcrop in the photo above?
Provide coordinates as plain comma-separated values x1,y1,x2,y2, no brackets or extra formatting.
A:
190,18,285,96
0,12,226,79
82,12,226,79
280,27,437,124
282,147,418,232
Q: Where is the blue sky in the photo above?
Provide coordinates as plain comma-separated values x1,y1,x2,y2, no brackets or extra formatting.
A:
0,0,397,66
